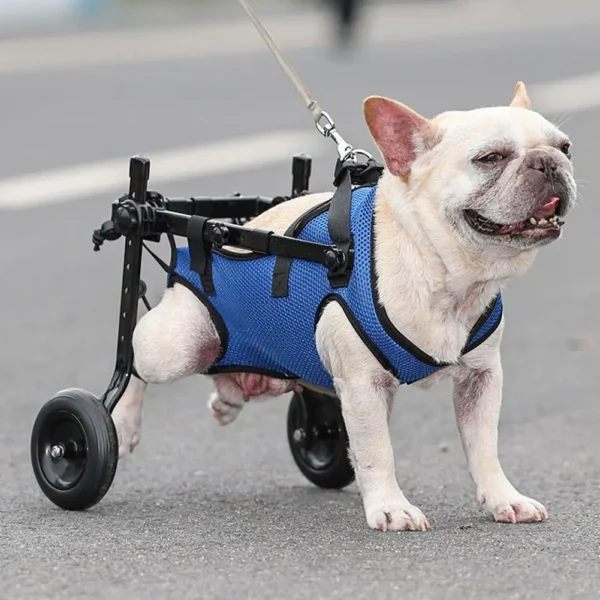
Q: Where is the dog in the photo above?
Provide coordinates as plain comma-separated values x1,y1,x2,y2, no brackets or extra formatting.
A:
112,81,576,531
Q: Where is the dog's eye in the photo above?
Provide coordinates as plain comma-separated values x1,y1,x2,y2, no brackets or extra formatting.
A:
477,152,505,164
560,142,571,157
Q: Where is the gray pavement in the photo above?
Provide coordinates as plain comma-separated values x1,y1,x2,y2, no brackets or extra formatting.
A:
1,3,600,599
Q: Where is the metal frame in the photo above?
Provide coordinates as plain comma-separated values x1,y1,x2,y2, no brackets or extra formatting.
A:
92,152,382,413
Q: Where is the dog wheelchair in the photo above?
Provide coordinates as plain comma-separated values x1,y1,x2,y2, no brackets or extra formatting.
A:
29,114,385,511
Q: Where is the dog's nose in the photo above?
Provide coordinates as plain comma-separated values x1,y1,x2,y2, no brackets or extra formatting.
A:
527,150,557,182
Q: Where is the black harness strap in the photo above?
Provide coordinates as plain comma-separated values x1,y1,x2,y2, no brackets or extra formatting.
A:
187,215,216,295
271,158,384,297
271,253,294,298
131,363,146,383
326,167,354,288
270,175,353,297
328,167,352,247
271,215,308,299
142,241,171,273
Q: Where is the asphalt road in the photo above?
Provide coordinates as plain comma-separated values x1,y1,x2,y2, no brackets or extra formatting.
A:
1,2,600,599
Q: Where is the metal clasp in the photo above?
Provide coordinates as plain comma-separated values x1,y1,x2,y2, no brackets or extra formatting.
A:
315,111,374,166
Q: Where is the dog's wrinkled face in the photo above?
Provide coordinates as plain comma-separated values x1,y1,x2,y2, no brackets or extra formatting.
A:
364,82,577,256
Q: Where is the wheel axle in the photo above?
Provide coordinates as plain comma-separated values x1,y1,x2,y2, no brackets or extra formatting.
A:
50,444,65,459
292,428,306,444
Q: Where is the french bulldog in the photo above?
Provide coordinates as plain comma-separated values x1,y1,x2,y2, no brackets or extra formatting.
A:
112,81,576,531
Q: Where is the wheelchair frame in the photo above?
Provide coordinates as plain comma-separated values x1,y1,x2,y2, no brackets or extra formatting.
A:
29,146,385,511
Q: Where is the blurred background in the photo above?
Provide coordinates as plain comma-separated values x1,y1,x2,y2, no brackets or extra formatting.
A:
1,1,599,598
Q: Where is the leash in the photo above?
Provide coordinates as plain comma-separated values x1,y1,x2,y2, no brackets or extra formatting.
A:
238,0,385,290
237,0,373,167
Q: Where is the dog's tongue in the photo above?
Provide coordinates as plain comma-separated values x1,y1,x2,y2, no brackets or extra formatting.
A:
533,197,560,220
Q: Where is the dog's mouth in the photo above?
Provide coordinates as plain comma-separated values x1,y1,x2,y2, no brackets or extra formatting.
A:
463,196,565,240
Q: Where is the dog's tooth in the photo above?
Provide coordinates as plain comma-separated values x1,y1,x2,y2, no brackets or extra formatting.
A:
529,217,537,225
539,218,547,225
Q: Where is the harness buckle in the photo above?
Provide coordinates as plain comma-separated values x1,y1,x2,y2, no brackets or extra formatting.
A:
326,244,354,288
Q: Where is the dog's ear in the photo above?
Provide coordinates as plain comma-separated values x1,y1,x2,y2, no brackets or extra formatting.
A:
509,81,531,109
363,96,435,180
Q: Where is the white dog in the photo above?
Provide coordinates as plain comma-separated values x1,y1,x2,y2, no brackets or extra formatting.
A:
112,82,576,531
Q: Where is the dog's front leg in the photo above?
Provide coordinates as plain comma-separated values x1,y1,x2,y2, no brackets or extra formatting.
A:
316,302,430,532
453,335,548,524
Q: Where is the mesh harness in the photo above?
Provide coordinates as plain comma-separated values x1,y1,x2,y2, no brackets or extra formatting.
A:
165,171,503,390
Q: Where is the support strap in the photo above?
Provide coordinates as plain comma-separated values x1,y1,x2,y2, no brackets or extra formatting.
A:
142,241,171,273
271,217,300,298
271,157,384,297
271,170,354,298
326,167,354,288
187,216,216,295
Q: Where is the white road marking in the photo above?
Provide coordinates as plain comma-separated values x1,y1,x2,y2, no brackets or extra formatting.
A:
0,17,321,75
1,0,599,75
0,130,325,210
529,72,600,116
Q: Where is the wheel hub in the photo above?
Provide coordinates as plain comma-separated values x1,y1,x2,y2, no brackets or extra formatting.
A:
293,418,341,470
37,411,88,491
286,391,355,489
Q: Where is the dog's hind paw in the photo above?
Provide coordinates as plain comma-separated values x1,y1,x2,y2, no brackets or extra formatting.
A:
365,497,431,532
481,492,549,524
112,405,142,458
111,377,145,458
208,393,244,426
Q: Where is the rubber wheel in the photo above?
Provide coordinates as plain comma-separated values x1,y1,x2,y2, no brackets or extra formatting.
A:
287,389,355,489
30,388,119,511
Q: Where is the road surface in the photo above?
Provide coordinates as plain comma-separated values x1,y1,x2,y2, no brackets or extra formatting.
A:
1,2,599,598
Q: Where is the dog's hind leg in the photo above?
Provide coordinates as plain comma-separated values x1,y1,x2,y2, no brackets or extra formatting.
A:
112,375,147,458
133,283,221,384
207,374,247,426
112,282,221,457
208,373,301,426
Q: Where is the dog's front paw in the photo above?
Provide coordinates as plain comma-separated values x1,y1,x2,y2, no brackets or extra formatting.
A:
364,496,430,532
480,491,548,524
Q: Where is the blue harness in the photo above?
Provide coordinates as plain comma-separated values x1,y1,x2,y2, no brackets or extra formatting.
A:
167,183,503,390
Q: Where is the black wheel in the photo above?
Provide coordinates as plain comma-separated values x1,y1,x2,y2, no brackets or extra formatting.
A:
30,388,119,511
287,389,355,489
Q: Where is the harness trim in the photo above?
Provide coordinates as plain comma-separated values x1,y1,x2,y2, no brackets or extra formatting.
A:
215,247,263,261
367,206,503,368
272,198,333,298
167,274,229,363
315,294,398,380
206,365,298,379
462,296,503,354
367,209,448,369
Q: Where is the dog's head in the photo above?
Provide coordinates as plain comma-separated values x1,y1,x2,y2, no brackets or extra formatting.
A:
364,82,577,259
